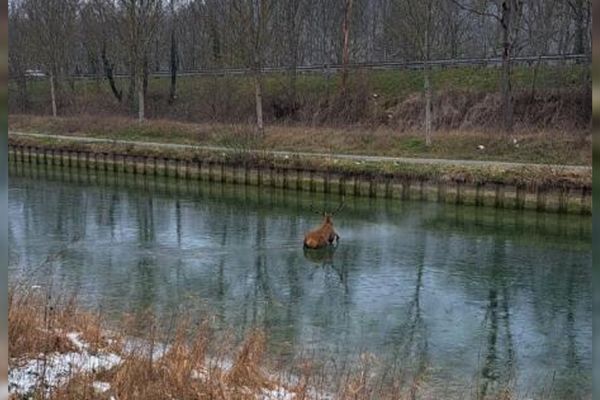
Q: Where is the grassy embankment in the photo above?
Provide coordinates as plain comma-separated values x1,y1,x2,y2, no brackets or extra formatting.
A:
10,64,591,131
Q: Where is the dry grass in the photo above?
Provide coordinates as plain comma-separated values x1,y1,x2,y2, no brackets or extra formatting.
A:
8,114,592,166
8,287,290,399
8,286,107,360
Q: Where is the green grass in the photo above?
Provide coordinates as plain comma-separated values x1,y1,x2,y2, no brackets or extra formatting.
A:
14,64,590,105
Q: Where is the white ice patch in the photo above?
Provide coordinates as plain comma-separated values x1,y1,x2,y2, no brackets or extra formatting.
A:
9,352,121,395
260,387,296,400
66,332,88,352
122,337,170,361
9,333,122,396
92,381,111,393
190,368,208,381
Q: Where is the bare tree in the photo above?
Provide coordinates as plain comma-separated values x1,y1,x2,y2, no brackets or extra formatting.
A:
499,1,523,133
9,2,31,111
567,0,591,55
340,0,353,94
389,0,440,145
81,0,125,102
168,0,178,105
281,0,306,109
451,0,523,134
119,0,163,122
22,0,79,117
231,0,274,136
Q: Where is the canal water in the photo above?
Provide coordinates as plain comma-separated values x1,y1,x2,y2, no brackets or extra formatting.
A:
8,163,592,399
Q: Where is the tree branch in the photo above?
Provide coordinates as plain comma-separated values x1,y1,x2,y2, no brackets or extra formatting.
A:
449,0,501,22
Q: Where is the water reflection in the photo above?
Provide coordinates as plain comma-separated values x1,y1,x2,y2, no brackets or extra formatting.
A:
8,164,592,399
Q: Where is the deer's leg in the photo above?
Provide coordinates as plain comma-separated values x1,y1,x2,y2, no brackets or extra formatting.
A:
331,232,340,246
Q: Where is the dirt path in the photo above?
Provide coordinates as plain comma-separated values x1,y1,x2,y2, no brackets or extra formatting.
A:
9,131,590,172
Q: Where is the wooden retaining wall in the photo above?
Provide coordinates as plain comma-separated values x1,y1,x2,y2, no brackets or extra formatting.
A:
8,144,591,215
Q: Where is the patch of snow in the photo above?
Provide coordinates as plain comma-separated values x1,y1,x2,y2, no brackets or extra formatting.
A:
477,145,485,150
9,351,121,395
66,332,88,352
93,381,111,393
191,368,207,381
122,338,170,361
260,387,296,400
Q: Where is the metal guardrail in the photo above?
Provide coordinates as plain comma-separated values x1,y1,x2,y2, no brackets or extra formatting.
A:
14,54,589,80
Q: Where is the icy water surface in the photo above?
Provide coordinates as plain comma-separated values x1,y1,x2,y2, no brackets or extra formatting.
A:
8,163,591,399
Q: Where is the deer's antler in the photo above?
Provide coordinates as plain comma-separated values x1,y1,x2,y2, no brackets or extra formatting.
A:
309,203,324,215
331,198,345,216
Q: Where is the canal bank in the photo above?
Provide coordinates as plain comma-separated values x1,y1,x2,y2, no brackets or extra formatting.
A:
8,132,592,215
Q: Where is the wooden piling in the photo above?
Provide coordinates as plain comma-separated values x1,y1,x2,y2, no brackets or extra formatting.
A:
536,185,546,212
455,180,463,205
494,184,504,208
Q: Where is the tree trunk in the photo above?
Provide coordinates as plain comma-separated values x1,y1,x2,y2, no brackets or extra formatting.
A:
168,28,177,105
143,55,149,98
573,0,585,55
254,71,264,136
17,73,28,112
127,70,136,108
101,43,122,102
49,73,57,118
168,0,178,105
138,74,145,123
287,39,298,115
286,2,301,110
340,0,353,94
424,66,432,146
424,2,433,146
500,1,514,134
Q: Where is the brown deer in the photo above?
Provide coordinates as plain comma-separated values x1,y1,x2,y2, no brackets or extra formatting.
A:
303,200,344,249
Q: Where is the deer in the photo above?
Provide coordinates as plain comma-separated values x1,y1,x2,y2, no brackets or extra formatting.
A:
303,200,344,249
